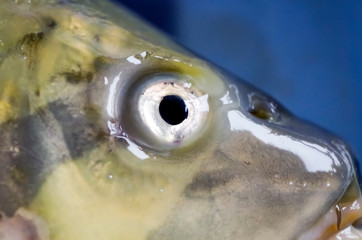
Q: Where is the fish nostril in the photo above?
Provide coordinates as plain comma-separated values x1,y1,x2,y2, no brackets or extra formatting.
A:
159,95,188,125
248,104,274,120
248,93,280,121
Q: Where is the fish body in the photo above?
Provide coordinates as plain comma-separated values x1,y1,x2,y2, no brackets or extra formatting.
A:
0,1,361,240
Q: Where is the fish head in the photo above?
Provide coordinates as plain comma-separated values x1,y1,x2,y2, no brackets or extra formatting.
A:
0,1,360,240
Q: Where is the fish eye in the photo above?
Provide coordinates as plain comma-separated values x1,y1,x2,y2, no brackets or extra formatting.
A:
119,73,210,151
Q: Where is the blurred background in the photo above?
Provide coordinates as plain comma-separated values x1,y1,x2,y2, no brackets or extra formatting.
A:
114,0,362,168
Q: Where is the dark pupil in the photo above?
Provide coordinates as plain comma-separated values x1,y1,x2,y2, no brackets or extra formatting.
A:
159,95,188,125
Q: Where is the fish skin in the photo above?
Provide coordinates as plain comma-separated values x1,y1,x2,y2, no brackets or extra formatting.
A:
0,1,360,240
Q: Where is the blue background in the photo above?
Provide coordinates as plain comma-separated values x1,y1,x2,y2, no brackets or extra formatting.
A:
116,0,362,166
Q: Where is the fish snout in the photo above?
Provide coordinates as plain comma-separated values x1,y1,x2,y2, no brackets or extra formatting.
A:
207,76,361,239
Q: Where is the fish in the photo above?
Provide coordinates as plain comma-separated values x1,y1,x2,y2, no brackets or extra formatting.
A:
0,0,361,239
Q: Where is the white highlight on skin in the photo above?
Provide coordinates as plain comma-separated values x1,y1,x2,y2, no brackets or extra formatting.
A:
301,140,340,168
115,135,150,160
107,121,118,135
107,120,149,160
140,52,147,58
351,201,360,211
122,137,150,160
106,73,121,118
331,226,362,240
126,51,148,65
227,110,341,173
230,85,241,104
220,91,233,105
332,141,353,181
126,55,141,65
153,55,192,66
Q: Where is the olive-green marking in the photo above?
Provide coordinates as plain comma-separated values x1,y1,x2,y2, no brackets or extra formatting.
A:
62,70,94,84
48,101,101,158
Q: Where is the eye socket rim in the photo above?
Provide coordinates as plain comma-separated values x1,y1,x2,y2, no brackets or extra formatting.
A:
118,72,211,152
